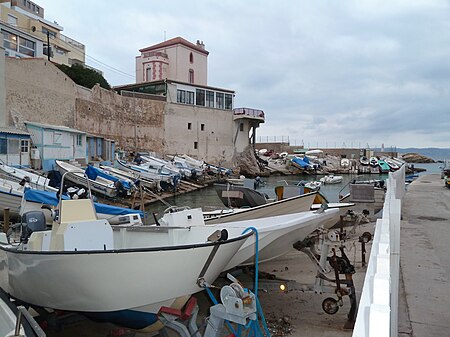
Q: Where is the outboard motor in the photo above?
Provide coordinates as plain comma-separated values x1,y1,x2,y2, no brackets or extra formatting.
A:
20,211,47,243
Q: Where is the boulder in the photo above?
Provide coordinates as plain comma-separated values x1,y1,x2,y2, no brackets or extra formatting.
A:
234,145,263,177
401,153,435,163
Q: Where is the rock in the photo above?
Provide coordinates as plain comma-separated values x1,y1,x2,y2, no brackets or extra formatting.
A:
401,153,435,163
234,145,263,177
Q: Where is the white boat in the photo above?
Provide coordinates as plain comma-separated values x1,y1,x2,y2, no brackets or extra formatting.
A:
0,172,251,331
384,158,400,171
319,175,343,184
205,191,317,224
0,161,56,192
159,207,340,270
20,188,144,225
359,156,369,166
100,165,158,191
296,180,322,191
369,157,379,167
55,160,119,198
341,158,350,168
0,285,44,337
0,176,29,217
140,155,191,178
116,159,175,185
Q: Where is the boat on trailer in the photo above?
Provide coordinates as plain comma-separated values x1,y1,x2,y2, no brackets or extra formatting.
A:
0,171,251,331
158,206,340,270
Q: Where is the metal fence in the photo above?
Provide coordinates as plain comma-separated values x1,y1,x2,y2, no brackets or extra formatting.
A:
352,165,405,336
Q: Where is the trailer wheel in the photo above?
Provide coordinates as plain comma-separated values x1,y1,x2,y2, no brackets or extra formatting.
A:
322,297,339,315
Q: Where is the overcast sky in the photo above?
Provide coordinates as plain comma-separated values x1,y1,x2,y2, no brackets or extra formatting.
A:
37,0,450,149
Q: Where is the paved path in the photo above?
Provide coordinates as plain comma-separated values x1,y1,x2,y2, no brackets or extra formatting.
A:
400,174,450,336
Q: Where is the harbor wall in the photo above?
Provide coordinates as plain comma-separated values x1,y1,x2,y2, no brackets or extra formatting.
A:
2,58,240,164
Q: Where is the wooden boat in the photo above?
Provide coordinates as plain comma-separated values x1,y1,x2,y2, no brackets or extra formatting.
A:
55,160,119,198
159,207,340,269
0,172,251,330
214,183,269,208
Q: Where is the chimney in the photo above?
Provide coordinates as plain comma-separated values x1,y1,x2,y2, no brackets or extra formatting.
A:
196,40,205,49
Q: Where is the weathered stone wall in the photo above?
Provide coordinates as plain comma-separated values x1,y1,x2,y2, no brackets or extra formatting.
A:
75,85,165,153
5,58,76,129
3,58,241,164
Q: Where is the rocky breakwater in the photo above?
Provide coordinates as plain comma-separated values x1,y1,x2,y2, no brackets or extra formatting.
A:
401,153,435,163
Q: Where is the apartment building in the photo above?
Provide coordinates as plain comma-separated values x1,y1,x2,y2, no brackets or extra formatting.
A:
0,0,85,65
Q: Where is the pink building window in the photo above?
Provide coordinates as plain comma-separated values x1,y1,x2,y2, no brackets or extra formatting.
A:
189,52,194,63
189,69,194,84
146,67,152,81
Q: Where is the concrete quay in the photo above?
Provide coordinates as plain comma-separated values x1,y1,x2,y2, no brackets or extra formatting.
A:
399,173,450,337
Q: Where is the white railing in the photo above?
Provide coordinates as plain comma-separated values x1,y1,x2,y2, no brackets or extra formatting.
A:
352,165,405,337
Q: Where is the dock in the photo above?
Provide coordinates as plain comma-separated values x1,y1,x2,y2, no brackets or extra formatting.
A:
399,173,450,336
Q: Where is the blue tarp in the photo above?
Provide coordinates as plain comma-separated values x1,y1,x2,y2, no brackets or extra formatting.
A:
291,157,311,168
85,165,132,190
23,189,144,218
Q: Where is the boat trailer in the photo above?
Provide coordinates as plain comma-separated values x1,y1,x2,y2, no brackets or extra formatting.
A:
257,222,372,330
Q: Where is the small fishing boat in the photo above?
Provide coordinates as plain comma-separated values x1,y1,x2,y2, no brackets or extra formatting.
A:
0,176,29,218
359,156,369,166
369,157,379,167
0,161,56,192
205,191,317,224
341,158,350,168
116,159,175,183
320,175,343,184
384,158,400,171
99,165,158,191
214,183,270,208
0,171,251,330
20,188,144,225
55,160,120,198
378,159,391,173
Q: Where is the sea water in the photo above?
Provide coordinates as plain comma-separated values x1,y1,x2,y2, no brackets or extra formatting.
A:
144,163,443,221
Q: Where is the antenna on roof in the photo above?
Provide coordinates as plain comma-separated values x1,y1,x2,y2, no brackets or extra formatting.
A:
164,30,166,42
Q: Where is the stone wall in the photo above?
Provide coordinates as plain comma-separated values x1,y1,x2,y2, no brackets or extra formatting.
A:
75,85,165,153
5,58,76,129
3,58,241,165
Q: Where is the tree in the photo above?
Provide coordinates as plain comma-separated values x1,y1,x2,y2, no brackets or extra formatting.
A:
57,63,111,90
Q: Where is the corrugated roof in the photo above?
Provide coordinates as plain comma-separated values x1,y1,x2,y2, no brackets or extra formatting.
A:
0,127,30,136
25,121,85,134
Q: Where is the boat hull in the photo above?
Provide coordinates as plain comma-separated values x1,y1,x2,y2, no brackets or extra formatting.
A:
222,208,340,269
206,192,316,224
0,232,249,315
55,160,117,198
214,183,267,208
